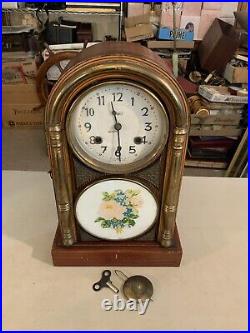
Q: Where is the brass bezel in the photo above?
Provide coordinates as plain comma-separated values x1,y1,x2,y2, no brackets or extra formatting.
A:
66,81,169,174
74,177,159,241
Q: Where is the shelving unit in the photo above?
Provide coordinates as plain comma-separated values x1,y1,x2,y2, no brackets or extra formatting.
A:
3,8,119,14
2,2,247,178
2,3,123,40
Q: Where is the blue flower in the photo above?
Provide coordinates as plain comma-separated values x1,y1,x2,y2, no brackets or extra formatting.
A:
124,207,133,217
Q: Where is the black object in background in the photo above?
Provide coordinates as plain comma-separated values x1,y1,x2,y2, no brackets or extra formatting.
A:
25,2,66,10
45,21,75,44
45,19,93,45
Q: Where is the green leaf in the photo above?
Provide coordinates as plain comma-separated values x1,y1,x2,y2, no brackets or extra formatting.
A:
128,219,136,226
126,213,139,219
102,191,116,201
95,217,105,223
101,220,112,228
122,218,136,227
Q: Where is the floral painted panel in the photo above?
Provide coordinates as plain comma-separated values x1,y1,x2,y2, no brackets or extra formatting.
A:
95,189,143,233
75,179,158,240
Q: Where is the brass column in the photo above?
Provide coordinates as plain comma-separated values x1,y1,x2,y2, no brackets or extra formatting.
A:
160,127,188,247
48,126,77,246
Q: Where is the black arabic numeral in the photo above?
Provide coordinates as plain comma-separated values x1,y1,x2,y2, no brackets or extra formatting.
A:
141,107,149,116
112,92,123,102
90,136,96,144
86,108,94,116
129,146,136,154
131,97,135,106
142,136,147,144
97,96,105,105
84,122,91,132
145,122,152,131
101,146,107,153
115,147,122,157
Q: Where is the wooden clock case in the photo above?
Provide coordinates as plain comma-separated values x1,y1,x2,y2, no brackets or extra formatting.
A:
45,42,190,266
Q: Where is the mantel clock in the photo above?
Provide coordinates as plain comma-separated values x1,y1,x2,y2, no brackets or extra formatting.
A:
45,42,189,266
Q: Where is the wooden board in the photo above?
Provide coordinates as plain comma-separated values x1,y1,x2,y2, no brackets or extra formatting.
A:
185,159,227,169
52,225,182,267
147,40,194,49
190,114,241,126
189,128,242,137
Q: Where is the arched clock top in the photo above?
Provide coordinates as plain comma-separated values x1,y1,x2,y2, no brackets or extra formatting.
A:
45,42,189,132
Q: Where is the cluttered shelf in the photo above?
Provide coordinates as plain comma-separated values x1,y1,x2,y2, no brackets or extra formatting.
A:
2,2,248,177
2,1,122,14
2,8,122,16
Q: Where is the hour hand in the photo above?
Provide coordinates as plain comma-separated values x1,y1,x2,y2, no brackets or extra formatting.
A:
111,101,118,120
111,101,116,114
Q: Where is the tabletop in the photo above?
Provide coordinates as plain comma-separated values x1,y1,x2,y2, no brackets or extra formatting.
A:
3,171,248,330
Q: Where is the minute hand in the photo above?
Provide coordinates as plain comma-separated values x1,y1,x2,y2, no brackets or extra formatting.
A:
111,102,122,162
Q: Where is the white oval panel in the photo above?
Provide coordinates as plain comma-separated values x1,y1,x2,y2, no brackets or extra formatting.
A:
75,179,158,240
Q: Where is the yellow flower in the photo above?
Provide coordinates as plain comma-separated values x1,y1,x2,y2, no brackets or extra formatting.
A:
125,189,140,198
129,195,143,209
98,200,125,220
115,226,123,234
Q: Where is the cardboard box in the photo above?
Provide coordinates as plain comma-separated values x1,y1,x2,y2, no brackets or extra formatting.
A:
219,17,235,26
198,85,248,104
224,63,248,84
180,15,200,40
160,12,181,28
182,2,202,16
127,3,144,17
3,82,40,104
2,104,44,128
143,3,150,14
125,14,154,42
197,9,220,40
2,83,44,128
202,3,222,10
161,2,183,12
220,2,238,18
2,52,37,84
198,19,240,73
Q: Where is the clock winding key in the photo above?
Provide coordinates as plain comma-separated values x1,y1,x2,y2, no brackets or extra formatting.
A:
93,270,119,294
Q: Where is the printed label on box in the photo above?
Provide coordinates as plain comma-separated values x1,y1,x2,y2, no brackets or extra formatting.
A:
158,27,194,41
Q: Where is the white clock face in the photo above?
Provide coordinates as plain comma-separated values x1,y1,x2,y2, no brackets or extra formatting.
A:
66,81,168,173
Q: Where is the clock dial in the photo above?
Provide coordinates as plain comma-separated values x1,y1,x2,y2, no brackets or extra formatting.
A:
66,81,169,173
